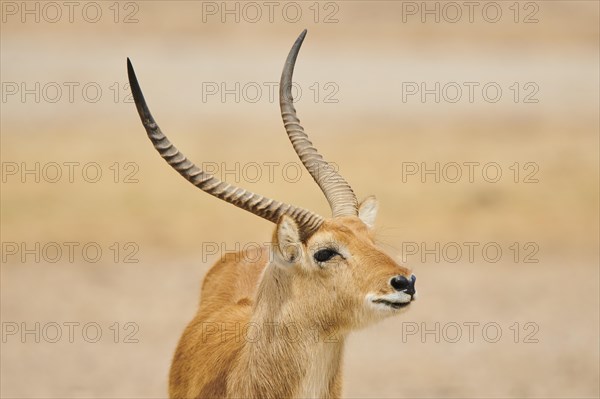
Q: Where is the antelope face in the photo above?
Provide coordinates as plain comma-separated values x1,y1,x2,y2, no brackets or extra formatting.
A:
274,196,416,331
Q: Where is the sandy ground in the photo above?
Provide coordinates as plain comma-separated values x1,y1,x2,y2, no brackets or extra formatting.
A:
1,1,598,398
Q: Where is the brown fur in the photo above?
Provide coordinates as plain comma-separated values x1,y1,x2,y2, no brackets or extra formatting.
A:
169,212,413,399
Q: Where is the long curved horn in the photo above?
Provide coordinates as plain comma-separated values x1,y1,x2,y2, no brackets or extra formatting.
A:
127,58,323,239
280,30,358,218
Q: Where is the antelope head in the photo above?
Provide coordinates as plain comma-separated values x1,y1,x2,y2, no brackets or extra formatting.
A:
128,29,416,333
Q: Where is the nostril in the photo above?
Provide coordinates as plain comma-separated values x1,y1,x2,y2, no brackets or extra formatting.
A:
390,275,410,291
407,274,416,296
390,275,416,295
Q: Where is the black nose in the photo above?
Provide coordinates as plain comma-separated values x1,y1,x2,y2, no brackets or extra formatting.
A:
390,275,416,295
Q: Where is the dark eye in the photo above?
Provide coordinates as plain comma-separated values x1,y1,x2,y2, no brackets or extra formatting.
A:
314,249,338,263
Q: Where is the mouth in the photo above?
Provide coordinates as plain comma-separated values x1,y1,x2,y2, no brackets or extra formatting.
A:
371,298,411,309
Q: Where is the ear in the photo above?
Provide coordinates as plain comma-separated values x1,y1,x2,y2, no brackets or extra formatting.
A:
275,215,302,263
358,196,378,229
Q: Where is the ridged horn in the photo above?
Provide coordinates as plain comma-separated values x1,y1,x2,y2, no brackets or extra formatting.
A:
127,58,323,239
280,30,358,218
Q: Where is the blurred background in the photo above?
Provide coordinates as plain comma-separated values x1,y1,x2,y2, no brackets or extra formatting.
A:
1,1,598,398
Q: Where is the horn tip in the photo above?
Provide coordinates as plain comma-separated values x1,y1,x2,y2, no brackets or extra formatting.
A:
298,29,307,42
127,58,136,83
